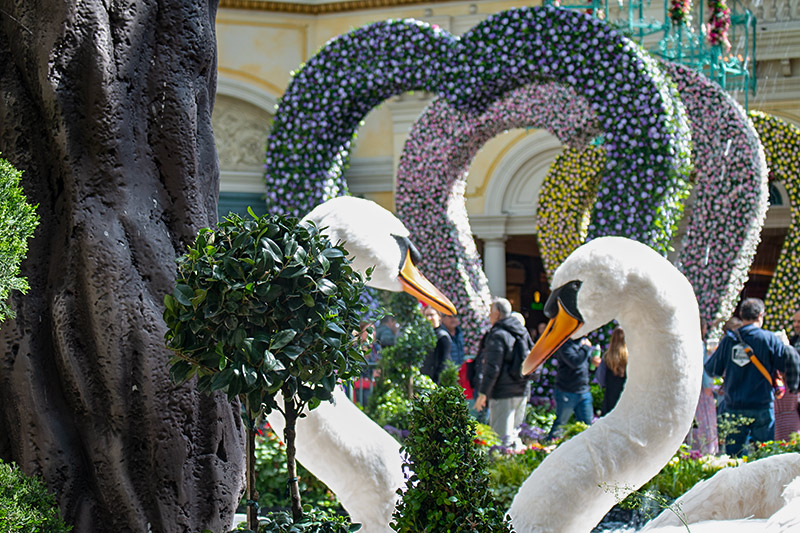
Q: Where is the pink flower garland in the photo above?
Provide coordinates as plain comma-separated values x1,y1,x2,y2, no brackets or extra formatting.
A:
707,0,731,51
670,0,692,25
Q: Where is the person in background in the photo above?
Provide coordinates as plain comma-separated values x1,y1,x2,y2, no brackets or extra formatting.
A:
705,298,796,456
548,335,601,439
774,312,800,441
688,319,719,455
421,306,451,384
375,315,398,348
474,298,532,446
442,313,465,366
596,327,628,416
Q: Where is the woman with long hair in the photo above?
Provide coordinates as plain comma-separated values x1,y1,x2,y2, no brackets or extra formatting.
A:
598,327,628,415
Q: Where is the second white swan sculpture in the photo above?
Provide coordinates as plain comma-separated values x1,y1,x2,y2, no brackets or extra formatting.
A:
265,197,456,533
511,236,704,532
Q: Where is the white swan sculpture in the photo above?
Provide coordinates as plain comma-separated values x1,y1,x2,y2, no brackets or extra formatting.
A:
511,236,704,531
513,237,800,532
642,453,800,532
266,197,456,533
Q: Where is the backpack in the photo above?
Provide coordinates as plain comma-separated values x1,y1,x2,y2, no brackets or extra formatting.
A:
507,332,533,381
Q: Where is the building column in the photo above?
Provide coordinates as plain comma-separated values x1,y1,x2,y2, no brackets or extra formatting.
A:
483,237,507,298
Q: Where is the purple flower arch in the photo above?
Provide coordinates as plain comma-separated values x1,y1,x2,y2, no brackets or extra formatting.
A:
263,6,692,237
396,83,600,353
539,62,768,331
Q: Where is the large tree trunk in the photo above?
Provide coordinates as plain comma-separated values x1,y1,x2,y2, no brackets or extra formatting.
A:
0,1,245,531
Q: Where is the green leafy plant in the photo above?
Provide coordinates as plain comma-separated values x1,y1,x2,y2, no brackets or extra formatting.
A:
486,445,550,511
717,413,755,455
365,293,437,430
164,210,367,529
743,437,800,460
0,459,71,532
251,425,337,512
233,506,359,532
437,360,460,389
0,156,39,322
391,386,514,532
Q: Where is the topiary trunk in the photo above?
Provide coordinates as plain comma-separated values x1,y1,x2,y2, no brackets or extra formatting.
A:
0,1,245,531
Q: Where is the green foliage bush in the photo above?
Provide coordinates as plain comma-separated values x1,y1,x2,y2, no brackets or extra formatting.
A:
164,210,367,526
0,156,39,322
164,211,367,417
486,446,550,511
235,507,360,533
365,293,437,431
250,426,337,511
391,387,513,532
0,459,71,532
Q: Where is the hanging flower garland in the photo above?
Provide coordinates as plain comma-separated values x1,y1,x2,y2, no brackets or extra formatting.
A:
707,0,731,50
750,111,800,333
396,83,600,354
538,62,768,333
670,0,693,26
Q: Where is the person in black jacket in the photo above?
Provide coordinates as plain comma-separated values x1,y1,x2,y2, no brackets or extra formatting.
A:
547,335,601,439
421,306,451,384
473,297,533,445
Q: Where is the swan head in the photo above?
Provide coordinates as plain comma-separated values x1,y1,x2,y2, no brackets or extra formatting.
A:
522,236,696,375
302,197,457,316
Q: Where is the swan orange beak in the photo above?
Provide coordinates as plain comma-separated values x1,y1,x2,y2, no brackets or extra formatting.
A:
398,249,457,316
521,280,584,376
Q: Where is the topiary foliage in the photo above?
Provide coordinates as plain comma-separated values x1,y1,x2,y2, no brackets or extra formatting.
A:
0,156,39,322
240,507,360,533
391,387,514,532
164,211,367,418
0,459,72,532
163,210,367,526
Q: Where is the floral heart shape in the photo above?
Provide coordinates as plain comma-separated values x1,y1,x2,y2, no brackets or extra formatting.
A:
264,6,692,257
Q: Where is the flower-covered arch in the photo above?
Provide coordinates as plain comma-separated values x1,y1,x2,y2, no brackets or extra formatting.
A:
751,112,800,332
396,83,600,353
536,145,605,277
538,62,768,331
265,7,691,352
264,7,692,236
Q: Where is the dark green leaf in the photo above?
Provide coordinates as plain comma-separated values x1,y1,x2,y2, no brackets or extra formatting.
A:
174,284,194,306
271,329,297,350
282,345,304,360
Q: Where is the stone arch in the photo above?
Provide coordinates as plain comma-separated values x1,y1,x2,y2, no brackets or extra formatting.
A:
483,130,563,221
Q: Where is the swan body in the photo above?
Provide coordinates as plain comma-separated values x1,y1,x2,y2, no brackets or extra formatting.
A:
643,453,800,531
262,197,455,532
643,473,800,532
266,388,404,532
511,237,703,532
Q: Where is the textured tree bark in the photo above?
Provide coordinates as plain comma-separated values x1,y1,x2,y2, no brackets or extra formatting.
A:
0,1,245,531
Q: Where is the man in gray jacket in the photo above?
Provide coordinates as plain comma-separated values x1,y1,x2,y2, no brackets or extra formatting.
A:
474,297,533,445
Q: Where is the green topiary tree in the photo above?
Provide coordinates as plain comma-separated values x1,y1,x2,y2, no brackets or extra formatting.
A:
0,459,71,532
0,156,39,322
164,210,367,530
391,387,515,532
